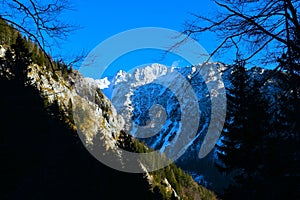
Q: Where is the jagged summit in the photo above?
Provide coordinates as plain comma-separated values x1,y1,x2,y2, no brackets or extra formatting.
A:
101,62,227,172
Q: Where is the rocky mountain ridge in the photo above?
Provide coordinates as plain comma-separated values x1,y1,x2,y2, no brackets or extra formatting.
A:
102,62,286,192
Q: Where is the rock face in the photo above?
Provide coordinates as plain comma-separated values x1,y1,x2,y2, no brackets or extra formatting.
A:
29,64,126,166
0,45,5,57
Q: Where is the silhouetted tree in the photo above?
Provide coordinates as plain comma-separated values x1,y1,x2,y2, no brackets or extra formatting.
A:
216,62,250,174
0,34,32,85
9,34,33,85
216,62,272,199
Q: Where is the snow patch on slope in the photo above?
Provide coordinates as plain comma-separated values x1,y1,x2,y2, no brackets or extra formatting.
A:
108,62,227,160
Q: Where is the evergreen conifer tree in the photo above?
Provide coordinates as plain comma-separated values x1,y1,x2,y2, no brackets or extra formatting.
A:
215,62,271,198
9,34,32,85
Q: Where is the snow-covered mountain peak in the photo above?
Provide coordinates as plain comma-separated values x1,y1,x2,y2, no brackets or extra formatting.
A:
114,70,128,85
107,62,228,161
113,63,170,87
85,77,111,89
132,63,168,83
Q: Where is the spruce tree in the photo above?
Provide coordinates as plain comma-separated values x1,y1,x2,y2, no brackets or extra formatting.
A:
9,34,32,85
216,61,250,174
215,62,271,198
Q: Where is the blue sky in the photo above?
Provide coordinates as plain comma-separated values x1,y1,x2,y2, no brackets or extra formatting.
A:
54,0,232,77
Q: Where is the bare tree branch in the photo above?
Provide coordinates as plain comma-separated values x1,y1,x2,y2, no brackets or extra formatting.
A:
215,1,295,50
180,0,300,72
176,0,300,101
0,0,80,71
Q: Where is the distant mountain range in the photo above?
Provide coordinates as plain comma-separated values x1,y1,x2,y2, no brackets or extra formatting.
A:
99,62,285,192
